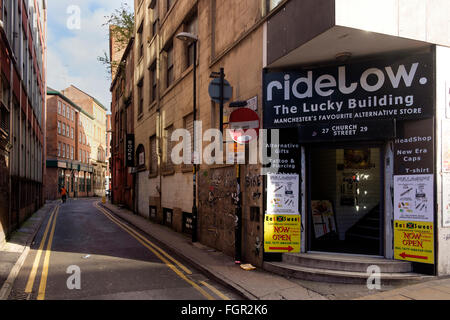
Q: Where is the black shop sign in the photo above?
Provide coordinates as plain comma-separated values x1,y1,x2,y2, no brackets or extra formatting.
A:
126,134,135,167
263,53,434,130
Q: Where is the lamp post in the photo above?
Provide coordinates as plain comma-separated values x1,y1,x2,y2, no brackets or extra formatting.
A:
176,32,198,242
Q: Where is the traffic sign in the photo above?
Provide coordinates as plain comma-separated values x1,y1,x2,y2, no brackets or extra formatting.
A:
208,78,232,103
228,108,260,144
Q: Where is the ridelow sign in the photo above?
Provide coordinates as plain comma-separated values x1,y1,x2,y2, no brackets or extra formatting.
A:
264,53,434,128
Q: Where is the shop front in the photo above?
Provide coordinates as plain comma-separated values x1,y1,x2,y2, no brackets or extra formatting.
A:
263,49,438,275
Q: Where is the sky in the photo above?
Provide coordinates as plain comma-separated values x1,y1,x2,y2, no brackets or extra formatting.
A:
47,0,134,112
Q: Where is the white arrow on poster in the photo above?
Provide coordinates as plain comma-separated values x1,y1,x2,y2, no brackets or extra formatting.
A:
267,174,299,215
394,174,434,222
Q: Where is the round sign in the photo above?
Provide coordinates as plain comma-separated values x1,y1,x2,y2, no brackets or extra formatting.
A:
229,108,260,144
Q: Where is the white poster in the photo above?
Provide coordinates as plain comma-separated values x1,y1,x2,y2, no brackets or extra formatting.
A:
443,174,450,227
394,174,434,222
267,174,299,214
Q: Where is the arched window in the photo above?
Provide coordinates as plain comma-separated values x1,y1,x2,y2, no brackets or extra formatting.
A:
136,144,145,169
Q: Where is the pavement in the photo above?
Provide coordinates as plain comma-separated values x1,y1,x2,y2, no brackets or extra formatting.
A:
0,201,59,299
2,198,450,300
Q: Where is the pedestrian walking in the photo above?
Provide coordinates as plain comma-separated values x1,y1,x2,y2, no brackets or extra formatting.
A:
60,186,67,203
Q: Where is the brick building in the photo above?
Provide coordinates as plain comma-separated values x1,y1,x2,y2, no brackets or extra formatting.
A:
61,85,108,198
110,37,135,210
0,0,47,245
125,0,450,280
45,88,94,200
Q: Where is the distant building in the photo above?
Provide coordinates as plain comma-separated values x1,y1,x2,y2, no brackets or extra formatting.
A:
105,113,112,193
110,36,135,210
45,88,94,200
61,86,108,197
0,0,47,245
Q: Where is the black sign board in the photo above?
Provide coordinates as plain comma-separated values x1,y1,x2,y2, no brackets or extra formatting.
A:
394,119,434,175
298,119,396,143
126,134,135,167
264,53,434,129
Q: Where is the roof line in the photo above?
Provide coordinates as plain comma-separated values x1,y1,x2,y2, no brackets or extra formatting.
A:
69,85,108,111
47,87,95,120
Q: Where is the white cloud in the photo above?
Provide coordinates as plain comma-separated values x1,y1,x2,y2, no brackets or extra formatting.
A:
47,0,134,111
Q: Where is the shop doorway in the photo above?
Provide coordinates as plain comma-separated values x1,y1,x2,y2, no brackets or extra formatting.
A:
307,145,384,256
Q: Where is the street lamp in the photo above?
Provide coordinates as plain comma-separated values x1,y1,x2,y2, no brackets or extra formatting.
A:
176,32,198,242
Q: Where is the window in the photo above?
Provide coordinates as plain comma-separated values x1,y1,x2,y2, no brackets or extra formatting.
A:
79,131,82,143
149,62,157,103
164,125,174,172
58,121,61,134
137,22,144,59
166,44,174,88
71,146,74,160
71,109,74,121
149,135,158,175
67,107,70,119
185,14,198,69
183,113,194,166
58,142,61,157
58,101,61,114
63,144,66,158
137,79,144,115
62,104,65,118
71,127,74,140
136,144,145,169
62,123,66,136
167,0,174,12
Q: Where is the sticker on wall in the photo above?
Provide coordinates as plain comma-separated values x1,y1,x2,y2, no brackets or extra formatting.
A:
394,174,434,222
267,174,299,214
264,214,301,253
394,221,434,264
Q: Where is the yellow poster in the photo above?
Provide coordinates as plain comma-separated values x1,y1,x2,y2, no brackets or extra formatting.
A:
264,214,301,253
394,221,434,264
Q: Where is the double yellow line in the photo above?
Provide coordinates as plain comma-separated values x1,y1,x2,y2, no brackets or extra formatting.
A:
94,202,230,301
25,204,60,300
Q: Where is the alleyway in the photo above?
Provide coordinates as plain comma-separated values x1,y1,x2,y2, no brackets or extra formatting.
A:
7,199,240,300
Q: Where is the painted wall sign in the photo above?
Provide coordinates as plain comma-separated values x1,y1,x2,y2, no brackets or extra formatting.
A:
394,174,434,223
298,119,395,143
267,174,299,214
443,174,450,227
394,221,434,264
263,53,433,129
126,134,135,167
394,119,434,175
264,214,301,253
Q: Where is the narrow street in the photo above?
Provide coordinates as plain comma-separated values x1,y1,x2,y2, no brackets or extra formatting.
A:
8,198,240,300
